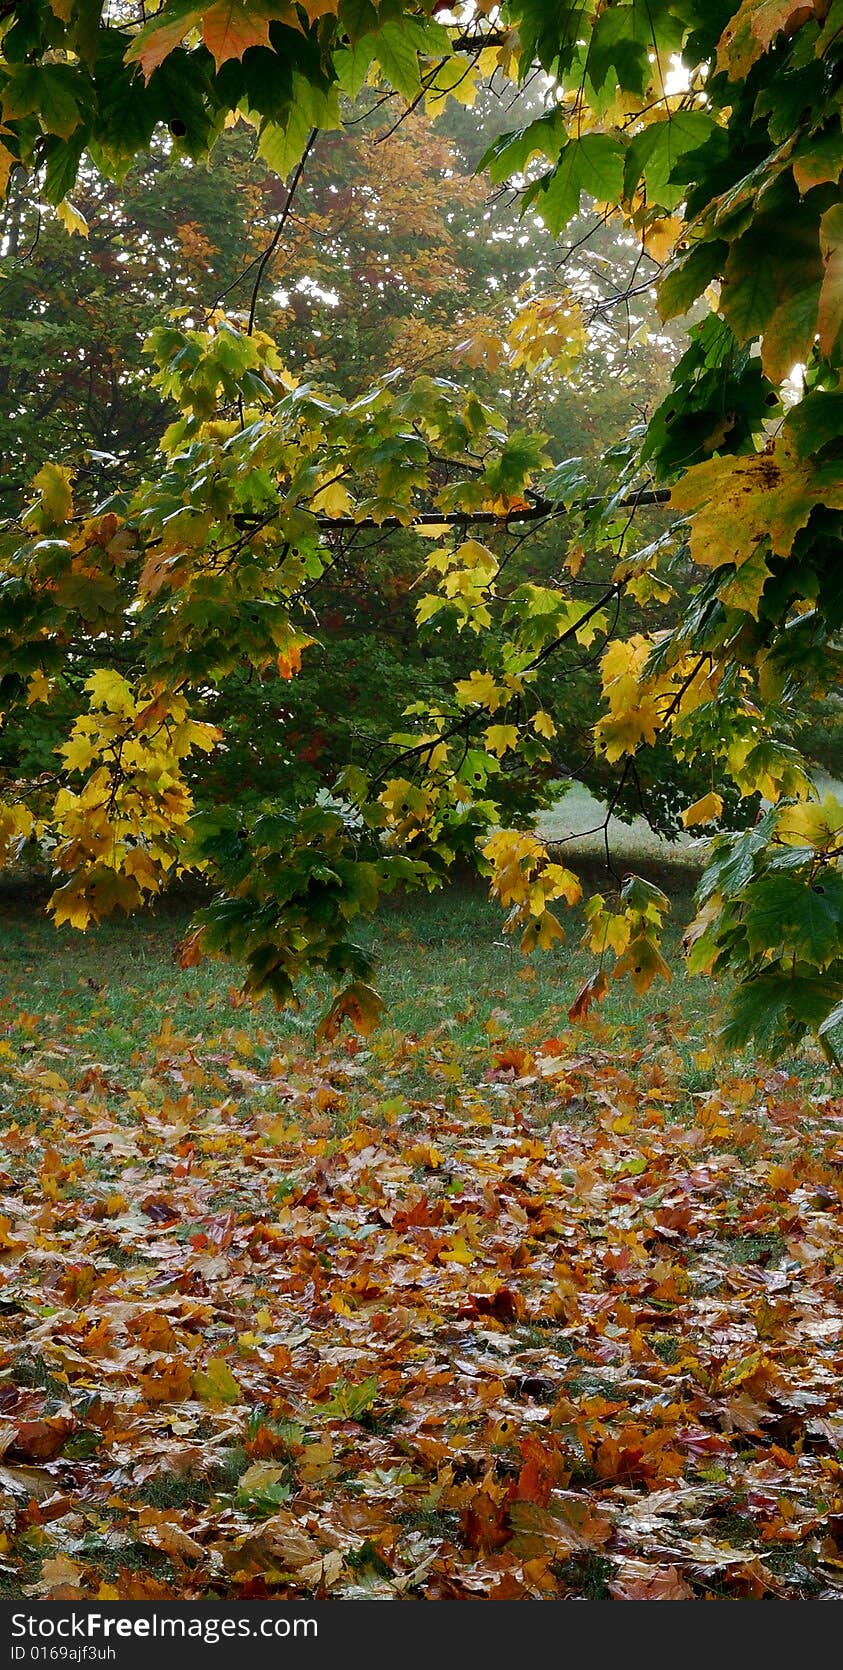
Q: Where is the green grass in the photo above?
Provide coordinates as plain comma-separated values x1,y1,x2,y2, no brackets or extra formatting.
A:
0,867,706,1077
0,799,827,1090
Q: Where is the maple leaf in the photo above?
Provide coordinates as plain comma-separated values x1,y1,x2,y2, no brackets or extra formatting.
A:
54,199,88,238
681,792,724,828
26,670,52,706
542,864,582,907
775,793,843,848
643,213,683,263
609,1561,695,1600
453,319,506,372
506,291,586,378
138,1359,194,1404
22,461,73,528
192,1357,242,1404
85,668,134,714
716,0,822,79
30,1554,88,1595
11,1418,74,1461
520,908,565,952
125,8,203,80
454,669,507,712
669,438,843,570
201,2,300,70
613,931,673,995
531,709,556,738
484,723,519,758
175,926,205,968
315,981,384,1044
568,968,609,1022
818,202,843,358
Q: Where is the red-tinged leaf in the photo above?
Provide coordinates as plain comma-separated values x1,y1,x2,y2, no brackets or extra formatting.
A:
175,926,204,969
460,1490,511,1552
201,2,294,70
675,1427,733,1455
126,1312,181,1352
11,1418,74,1461
125,10,203,80
568,968,608,1022
141,1194,181,1224
457,1286,524,1323
138,1360,194,1404
510,1456,553,1506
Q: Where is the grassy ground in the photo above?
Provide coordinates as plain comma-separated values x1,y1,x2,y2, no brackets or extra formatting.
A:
0,872,694,1050
0,840,837,1602
0,832,827,1095
3,768,838,1085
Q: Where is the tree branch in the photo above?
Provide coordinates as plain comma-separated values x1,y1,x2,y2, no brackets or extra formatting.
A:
291,487,670,536
246,131,319,338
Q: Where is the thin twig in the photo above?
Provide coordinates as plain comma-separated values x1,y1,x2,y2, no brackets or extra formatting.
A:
246,130,318,338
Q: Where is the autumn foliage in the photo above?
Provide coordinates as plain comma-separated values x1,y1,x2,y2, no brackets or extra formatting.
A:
0,0,842,1608
0,916,840,1600
0,0,841,1059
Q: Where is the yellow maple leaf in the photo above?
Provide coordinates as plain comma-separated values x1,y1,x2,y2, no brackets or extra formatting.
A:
54,199,88,238
311,477,352,516
26,671,52,706
0,803,34,864
583,901,632,956
122,849,163,892
454,539,499,578
484,723,519,758
532,710,556,738
192,1356,242,1404
614,931,673,995
670,437,843,570
506,291,586,378
181,719,221,752
439,1234,475,1265
59,732,99,774
643,213,682,263
85,669,134,715
521,909,565,953
23,461,74,529
455,670,507,711
49,880,94,931
424,54,478,111
543,863,583,906
483,828,544,906
775,793,843,849
595,699,661,762
681,791,724,828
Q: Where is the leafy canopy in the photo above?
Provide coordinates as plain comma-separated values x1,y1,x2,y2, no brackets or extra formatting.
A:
0,0,842,1062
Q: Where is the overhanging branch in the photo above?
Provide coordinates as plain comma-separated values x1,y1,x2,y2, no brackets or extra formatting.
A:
310,487,671,535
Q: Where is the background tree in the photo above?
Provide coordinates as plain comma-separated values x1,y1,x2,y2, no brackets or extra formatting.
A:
0,83,710,827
